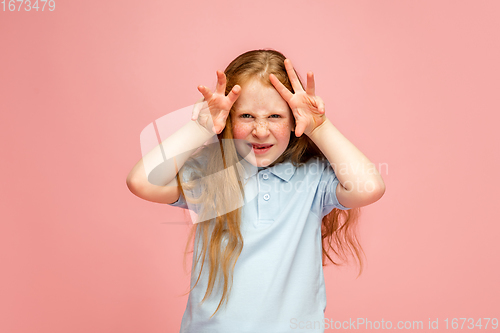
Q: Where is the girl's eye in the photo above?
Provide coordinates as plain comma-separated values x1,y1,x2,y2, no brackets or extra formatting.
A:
239,114,281,119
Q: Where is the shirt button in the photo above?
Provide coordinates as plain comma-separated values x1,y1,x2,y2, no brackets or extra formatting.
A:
263,194,270,201
262,174,269,180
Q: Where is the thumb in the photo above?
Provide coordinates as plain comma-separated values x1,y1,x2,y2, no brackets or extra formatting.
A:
295,122,307,137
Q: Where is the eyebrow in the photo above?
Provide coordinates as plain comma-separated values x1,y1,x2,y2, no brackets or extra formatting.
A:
235,109,288,114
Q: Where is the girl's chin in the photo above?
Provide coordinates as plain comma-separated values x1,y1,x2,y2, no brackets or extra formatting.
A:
235,145,278,167
242,156,273,168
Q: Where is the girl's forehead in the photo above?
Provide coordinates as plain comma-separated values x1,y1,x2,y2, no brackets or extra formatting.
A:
238,78,276,94
234,79,289,112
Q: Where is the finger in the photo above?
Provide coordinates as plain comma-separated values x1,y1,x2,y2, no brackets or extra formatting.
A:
191,102,201,120
213,112,228,134
284,59,303,93
215,70,226,95
226,85,241,105
295,121,307,137
198,85,213,102
306,72,315,96
317,96,325,113
270,73,294,102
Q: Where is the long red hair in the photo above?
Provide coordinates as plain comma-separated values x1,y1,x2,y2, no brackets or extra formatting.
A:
176,49,363,317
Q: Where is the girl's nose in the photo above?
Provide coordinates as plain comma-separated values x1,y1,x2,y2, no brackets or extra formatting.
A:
252,120,270,137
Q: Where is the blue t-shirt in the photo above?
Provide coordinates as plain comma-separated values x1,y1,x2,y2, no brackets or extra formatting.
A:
168,155,350,333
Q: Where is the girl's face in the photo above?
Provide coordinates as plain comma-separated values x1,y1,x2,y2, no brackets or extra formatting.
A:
231,79,294,167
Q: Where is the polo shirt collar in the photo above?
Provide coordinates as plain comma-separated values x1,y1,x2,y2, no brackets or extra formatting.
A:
239,157,296,182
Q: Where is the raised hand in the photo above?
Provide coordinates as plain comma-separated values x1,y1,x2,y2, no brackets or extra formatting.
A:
269,59,326,137
192,70,241,135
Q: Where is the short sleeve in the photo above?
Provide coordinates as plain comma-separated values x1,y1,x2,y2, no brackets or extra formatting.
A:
166,156,204,213
165,161,196,210
167,189,188,208
318,159,350,217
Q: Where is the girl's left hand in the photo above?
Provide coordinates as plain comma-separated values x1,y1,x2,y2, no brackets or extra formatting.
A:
269,59,327,137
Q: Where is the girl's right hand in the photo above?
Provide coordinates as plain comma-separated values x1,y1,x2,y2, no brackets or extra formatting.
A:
192,70,241,135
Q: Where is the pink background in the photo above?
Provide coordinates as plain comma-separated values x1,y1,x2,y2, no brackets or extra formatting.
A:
1,0,499,332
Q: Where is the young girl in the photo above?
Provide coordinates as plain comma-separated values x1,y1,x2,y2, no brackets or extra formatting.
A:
127,49,385,333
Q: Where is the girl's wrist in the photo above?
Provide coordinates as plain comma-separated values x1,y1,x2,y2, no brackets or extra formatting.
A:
307,117,331,141
192,118,217,139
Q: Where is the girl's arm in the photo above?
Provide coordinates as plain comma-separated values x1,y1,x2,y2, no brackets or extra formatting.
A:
270,59,385,208
126,119,214,204
308,118,385,208
126,70,241,204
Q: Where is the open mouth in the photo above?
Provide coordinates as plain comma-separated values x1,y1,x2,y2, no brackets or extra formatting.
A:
248,143,274,150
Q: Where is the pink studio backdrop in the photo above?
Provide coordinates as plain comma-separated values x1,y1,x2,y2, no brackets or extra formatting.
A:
1,0,499,332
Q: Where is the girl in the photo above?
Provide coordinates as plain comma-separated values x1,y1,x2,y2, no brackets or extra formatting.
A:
126,49,385,333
